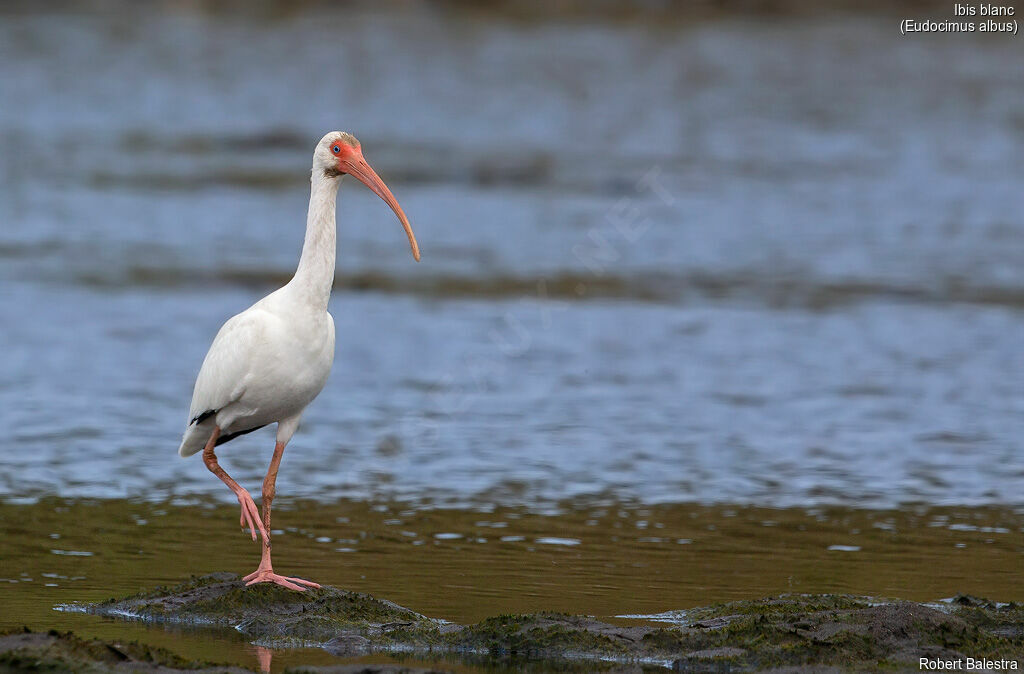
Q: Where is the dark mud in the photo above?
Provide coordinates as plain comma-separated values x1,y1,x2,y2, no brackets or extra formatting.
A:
0,628,251,673
29,574,1022,672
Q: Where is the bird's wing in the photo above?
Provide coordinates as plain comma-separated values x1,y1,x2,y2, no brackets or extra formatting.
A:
186,307,273,426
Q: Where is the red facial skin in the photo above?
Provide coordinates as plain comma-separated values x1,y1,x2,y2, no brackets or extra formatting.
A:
331,141,420,262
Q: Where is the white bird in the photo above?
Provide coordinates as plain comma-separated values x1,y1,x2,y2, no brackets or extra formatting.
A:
178,132,420,590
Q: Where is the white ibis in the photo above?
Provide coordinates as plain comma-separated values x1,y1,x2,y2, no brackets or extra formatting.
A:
178,132,420,590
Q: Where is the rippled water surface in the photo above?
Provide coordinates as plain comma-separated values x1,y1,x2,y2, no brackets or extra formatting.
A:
1,4,1023,671
2,7,1023,508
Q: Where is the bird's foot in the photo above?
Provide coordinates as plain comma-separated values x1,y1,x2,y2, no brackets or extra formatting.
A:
235,489,269,542
243,566,320,592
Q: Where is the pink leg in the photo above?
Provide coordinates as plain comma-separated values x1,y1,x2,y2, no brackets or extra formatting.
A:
242,440,320,591
202,427,269,543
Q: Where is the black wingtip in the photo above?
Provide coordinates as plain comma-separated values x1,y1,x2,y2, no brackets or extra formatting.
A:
191,409,218,426
215,424,268,447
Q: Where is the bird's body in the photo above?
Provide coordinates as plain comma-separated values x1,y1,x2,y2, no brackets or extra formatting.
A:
177,132,419,590
177,293,336,457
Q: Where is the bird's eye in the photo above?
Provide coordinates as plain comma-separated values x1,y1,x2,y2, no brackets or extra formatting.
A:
332,145,341,154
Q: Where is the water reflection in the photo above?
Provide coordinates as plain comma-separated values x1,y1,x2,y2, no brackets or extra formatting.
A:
5,498,1020,670
253,644,272,673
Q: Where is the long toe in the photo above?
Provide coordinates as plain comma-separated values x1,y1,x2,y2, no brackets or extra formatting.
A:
245,571,320,592
236,494,268,542
283,575,320,589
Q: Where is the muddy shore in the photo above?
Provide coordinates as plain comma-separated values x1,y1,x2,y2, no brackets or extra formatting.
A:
3,574,1020,672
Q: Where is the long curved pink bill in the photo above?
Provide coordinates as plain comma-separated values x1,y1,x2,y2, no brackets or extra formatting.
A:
345,158,420,261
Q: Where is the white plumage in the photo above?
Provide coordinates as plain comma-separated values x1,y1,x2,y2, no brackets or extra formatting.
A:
176,131,419,591
178,298,335,457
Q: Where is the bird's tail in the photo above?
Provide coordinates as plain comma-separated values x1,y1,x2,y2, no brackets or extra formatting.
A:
178,423,210,457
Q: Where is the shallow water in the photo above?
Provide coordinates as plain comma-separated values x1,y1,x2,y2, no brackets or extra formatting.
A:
1,3,1023,671
2,499,1023,671
2,6,1023,508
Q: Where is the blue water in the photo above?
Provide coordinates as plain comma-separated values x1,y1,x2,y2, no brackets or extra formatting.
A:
1,6,1023,509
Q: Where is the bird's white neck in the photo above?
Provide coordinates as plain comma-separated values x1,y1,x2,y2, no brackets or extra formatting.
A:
288,172,340,312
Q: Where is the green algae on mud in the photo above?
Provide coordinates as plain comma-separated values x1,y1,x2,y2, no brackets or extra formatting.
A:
82,573,436,644
61,575,1024,672
0,628,250,673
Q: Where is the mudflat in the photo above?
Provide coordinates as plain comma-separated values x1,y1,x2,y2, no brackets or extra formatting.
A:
8,574,1017,672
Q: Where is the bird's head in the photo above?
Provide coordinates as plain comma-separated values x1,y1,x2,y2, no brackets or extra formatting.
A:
314,131,420,262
